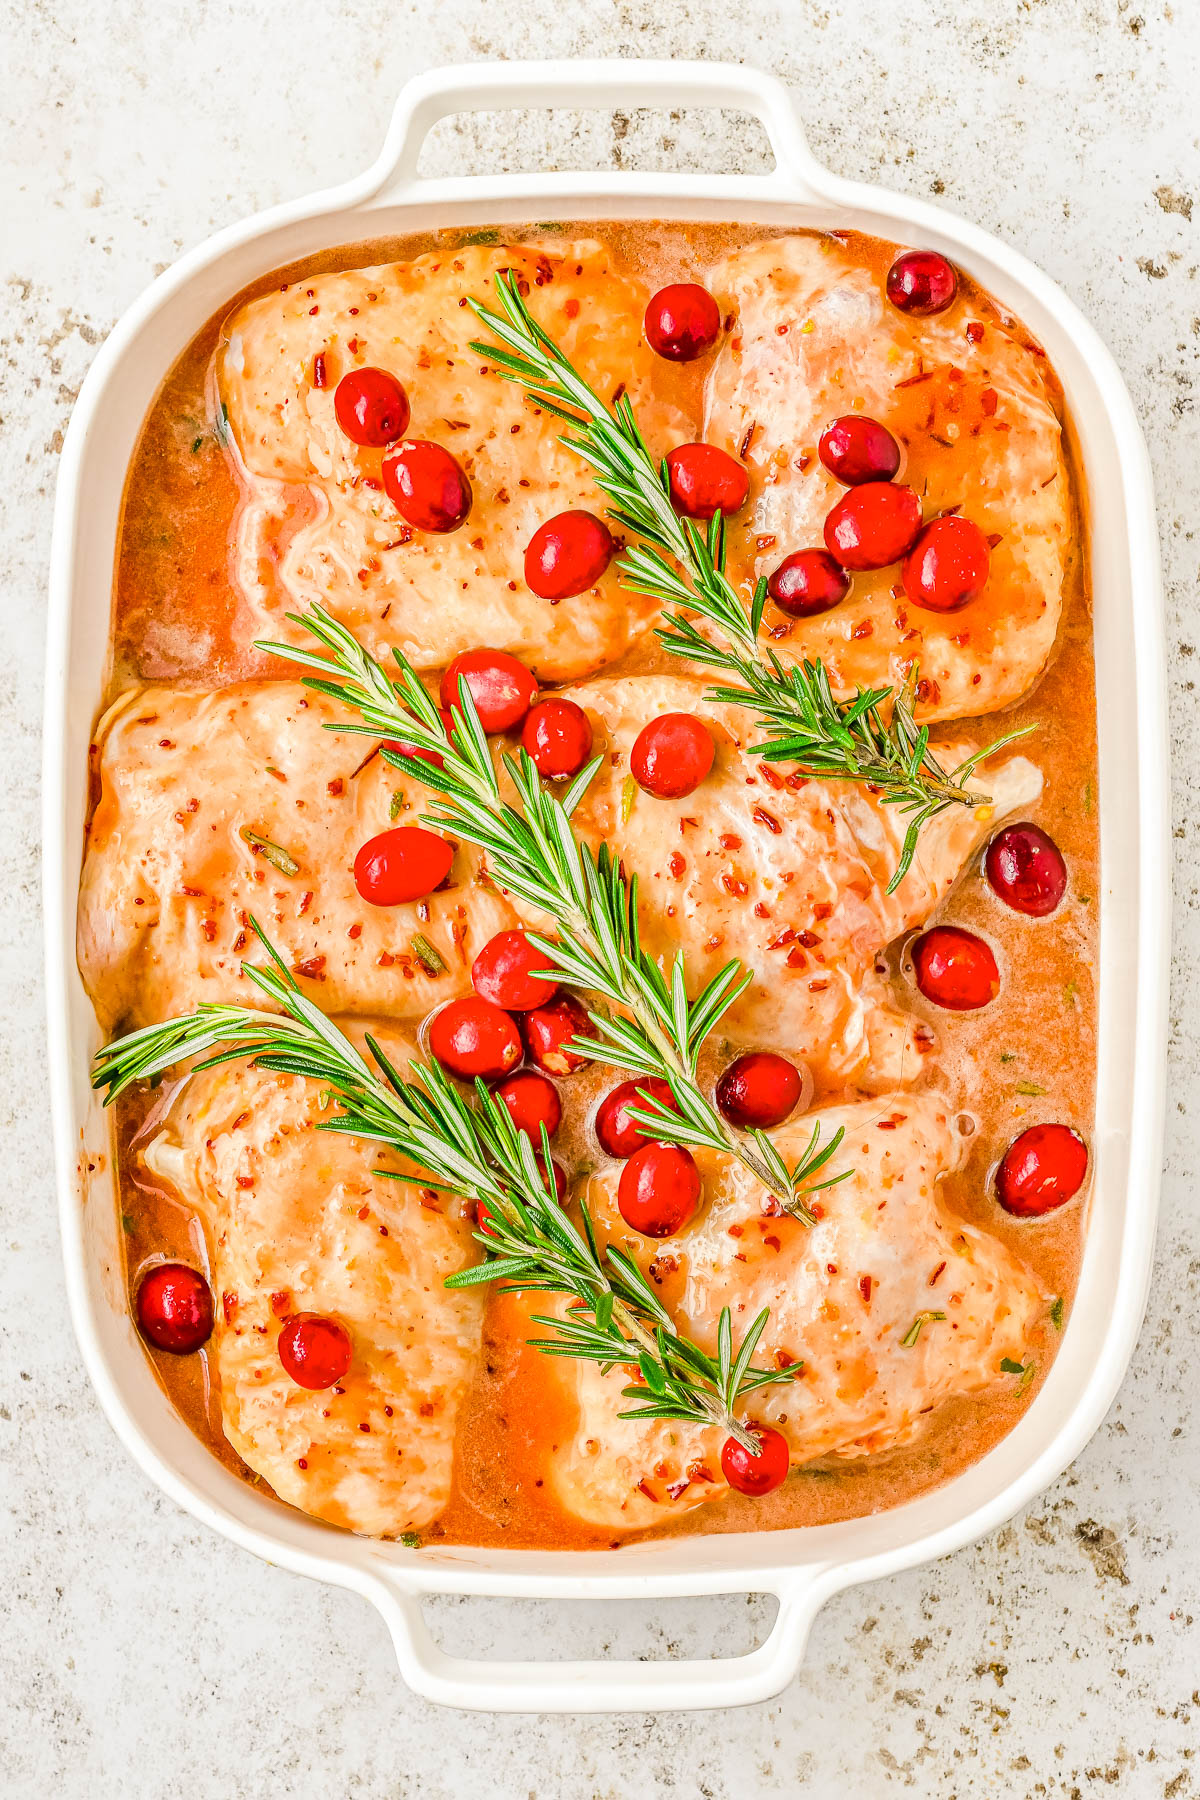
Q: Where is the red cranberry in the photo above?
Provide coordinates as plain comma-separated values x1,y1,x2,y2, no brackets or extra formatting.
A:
440,649,538,734
524,510,615,599
382,439,471,532
333,367,410,447
886,250,959,317
429,997,522,1081
135,1263,214,1355
767,549,850,617
903,515,990,611
521,992,597,1076
643,283,722,362
631,712,715,799
617,1142,701,1238
824,482,922,571
353,826,453,906
721,1425,790,1497
911,926,999,1011
492,1069,562,1142
995,1123,1088,1218
594,1077,679,1159
277,1313,352,1390
538,1157,569,1206
818,414,901,485
472,929,557,1011
715,1053,803,1130
666,443,750,520
521,698,594,780
985,823,1068,918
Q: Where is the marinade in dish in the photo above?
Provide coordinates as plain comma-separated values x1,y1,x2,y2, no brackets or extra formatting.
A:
85,221,1096,1549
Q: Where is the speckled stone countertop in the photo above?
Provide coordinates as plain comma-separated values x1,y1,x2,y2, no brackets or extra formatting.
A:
4,2,1198,1793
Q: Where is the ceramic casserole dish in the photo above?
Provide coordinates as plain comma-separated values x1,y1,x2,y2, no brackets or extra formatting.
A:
44,59,1169,1712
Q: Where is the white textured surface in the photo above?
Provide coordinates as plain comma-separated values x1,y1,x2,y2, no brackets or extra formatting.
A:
3,2,1198,1792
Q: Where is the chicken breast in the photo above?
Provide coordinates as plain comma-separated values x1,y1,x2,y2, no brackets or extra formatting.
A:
218,240,683,682
532,675,1041,1091
537,1092,1044,1531
144,1031,484,1536
78,681,516,1031
705,235,1070,721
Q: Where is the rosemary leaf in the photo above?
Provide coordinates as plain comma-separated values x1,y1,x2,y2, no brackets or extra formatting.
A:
410,933,445,975
239,826,299,877
901,1310,947,1348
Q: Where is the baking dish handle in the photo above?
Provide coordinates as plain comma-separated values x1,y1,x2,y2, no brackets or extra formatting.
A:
366,1566,837,1712
363,60,825,201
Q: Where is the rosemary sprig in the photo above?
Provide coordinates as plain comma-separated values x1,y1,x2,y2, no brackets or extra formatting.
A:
92,924,793,1451
469,272,1033,890
259,605,847,1224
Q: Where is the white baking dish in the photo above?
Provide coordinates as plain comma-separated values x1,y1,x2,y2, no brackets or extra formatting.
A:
45,59,1168,1713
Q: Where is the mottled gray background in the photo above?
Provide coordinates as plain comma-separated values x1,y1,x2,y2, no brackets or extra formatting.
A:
3,1,1197,1793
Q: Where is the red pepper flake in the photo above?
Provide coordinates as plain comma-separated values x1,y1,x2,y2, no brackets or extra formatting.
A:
668,851,686,879
895,368,933,388
928,1260,947,1286
636,1480,660,1504
722,874,748,897
201,920,217,943
763,1234,781,1252
785,946,808,969
768,928,796,950
795,452,813,472
719,833,743,851
297,1457,308,1470
965,321,985,344
679,816,699,833
987,532,1003,549
298,890,313,916
755,533,777,551
753,902,771,918
269,1289,291,1316
222,1291,239,1323
859,1275,874,1305
739,422,757,458
980,387,999,417
293,955,326,979
852,620,874,640
812,901,832,921
312,352,328,388
798,929,821,948
752,805,781,834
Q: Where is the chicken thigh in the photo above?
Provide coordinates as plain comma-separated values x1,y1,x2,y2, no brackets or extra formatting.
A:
537,675,1041,1090
535,1091,1044,1531
144,1031,484,1536
78,681,516,1030
218,241,683,681
705,235,1071,721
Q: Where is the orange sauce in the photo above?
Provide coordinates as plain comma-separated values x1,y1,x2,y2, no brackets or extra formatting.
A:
104,221,1096,1549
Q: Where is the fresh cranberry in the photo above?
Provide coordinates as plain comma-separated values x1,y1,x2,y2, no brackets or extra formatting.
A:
521,698,594,780
492,1068,562,1142
524,510,615,599
643,283,722,362
911,926,999,1011
135,1263,214,1355
440,649,538,733
903,515,991,611
631,712,715,799
886,249,959,317
277,1313,352,1390
472,929,558,1011
333,367,410,447
429,996,522,1080
985,823,1068,918
824,482,922,571
538,1157,569,1206
521,992,597,1076
721,1425,790,1497
353,826,453,906
666,444,750,520
818,415,902,485
617,1142,701,1238
382,439,471,532
594,1077,679,1159
995,1123,1088,1218
767,549,850,618
715,1053,803,1130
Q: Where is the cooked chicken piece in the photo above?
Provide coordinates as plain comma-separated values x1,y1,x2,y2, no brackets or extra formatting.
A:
144,1030,483,1536
78,681,515,1031
528,675,1040,1090
536,1092,1044,1531
219,241,683,682
705,235,1070,721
